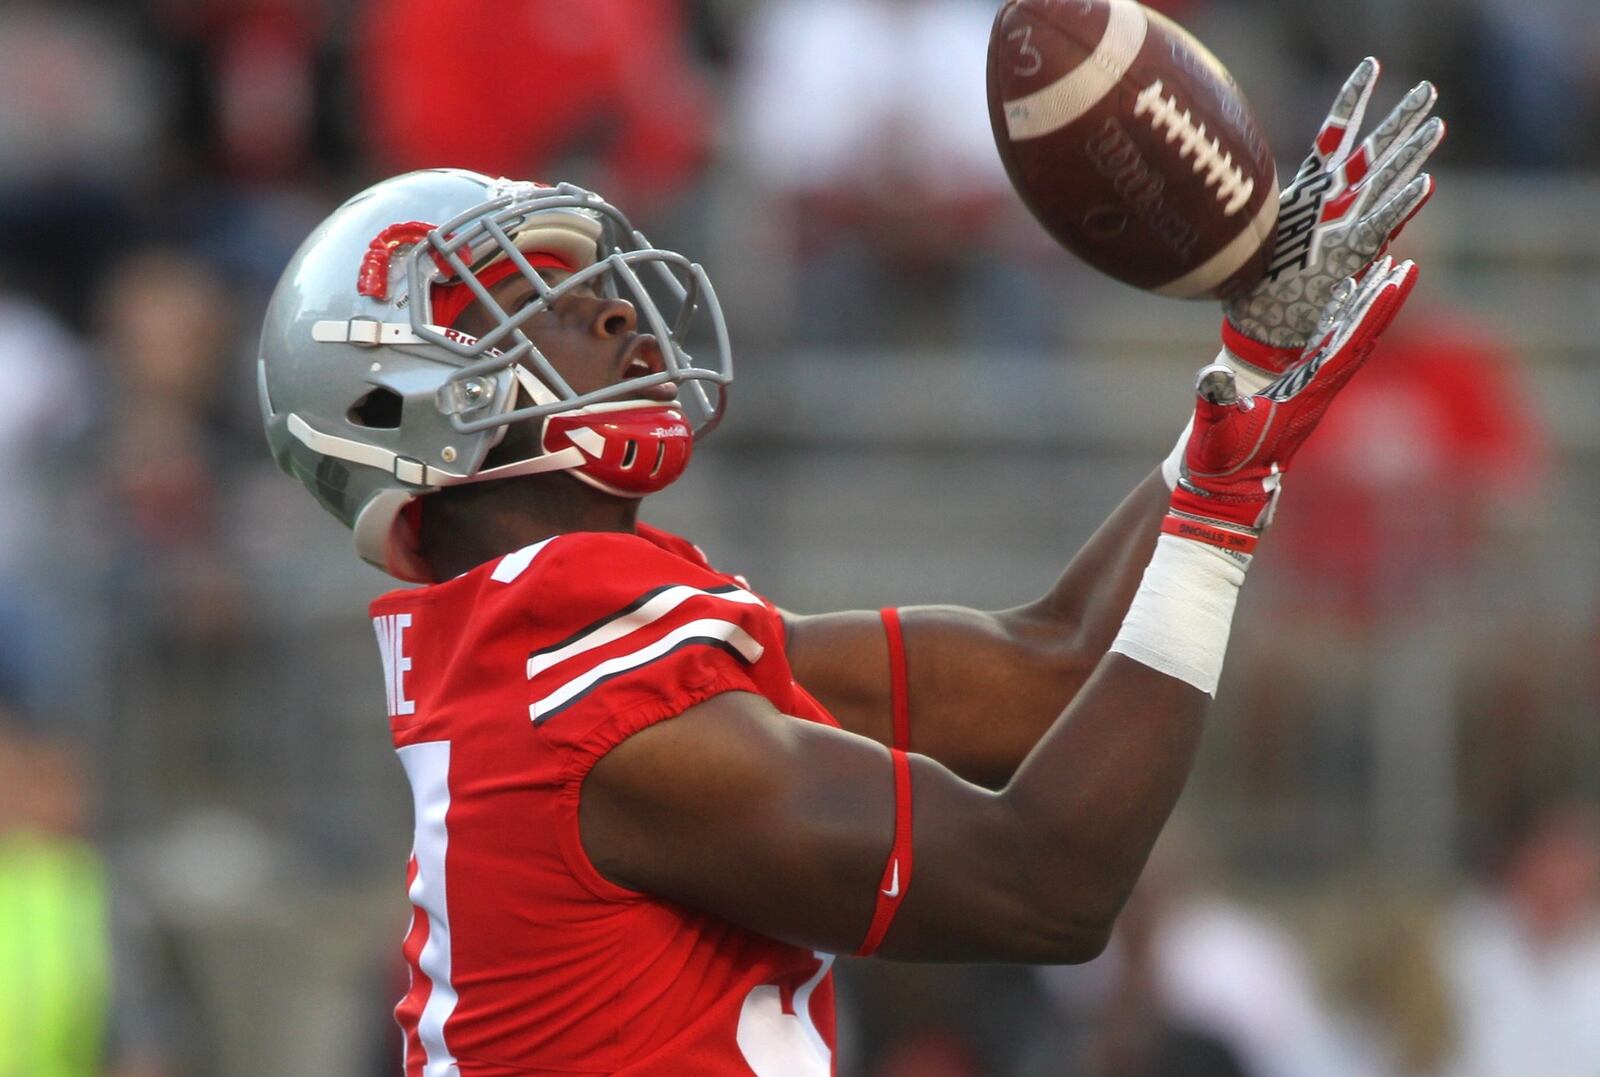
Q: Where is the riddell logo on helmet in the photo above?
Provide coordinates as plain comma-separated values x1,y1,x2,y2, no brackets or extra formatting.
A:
438,327,506,358
652,425,690,438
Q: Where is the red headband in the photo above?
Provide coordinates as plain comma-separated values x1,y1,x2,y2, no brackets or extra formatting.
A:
429,251,576,327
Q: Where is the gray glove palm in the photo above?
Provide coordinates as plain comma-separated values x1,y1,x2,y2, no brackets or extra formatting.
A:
1226,57,1444,352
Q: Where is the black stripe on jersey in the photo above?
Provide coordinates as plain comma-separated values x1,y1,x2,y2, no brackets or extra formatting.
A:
527,582,745,662
531,635,752,725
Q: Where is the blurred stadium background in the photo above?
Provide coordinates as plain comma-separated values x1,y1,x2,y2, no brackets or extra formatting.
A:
0,0,1597,1074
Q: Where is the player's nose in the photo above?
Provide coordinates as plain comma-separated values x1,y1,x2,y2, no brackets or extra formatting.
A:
592,296,637,339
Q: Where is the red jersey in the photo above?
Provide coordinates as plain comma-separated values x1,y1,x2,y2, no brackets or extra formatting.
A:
369,525,841,1076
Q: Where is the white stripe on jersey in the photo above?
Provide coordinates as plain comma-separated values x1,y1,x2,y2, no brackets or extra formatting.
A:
526,584,765,680
397,741,461,1077
530,618,764,722
491,537,557,583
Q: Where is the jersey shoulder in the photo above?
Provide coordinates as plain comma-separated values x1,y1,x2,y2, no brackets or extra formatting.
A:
494,528,748,612
484,531,781,733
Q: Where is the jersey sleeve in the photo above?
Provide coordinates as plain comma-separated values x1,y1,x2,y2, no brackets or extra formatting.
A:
526,578,769,727
506,533,782,899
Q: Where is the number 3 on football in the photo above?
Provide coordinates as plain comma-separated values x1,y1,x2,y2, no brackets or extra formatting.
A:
987,0,1278,299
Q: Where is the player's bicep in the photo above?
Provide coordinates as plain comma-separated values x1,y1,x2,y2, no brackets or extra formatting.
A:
895,604,1089,783
579,691,894,955
786,605,1085,786
578,690,1089,962
781,609,894,745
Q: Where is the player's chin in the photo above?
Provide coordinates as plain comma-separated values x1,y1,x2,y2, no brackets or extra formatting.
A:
632,381,680,404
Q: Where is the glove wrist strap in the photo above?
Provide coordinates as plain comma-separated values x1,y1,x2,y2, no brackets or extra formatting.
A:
1221,319,1299,385
1160,510,1259,559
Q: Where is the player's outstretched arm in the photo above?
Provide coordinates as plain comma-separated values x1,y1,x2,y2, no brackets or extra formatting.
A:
787,62,1442,787
583,656,1200,962
587,263,1420,962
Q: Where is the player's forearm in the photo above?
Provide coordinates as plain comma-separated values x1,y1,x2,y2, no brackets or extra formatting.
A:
783,469,1183,787
891,654,1205,963
968,257,1422,959
939,468,1254,958
1009,467,1170,671
861,469,1173,787
1004,655,1206,948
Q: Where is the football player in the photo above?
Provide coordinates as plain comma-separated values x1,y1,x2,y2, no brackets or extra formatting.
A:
259,59,1440,1076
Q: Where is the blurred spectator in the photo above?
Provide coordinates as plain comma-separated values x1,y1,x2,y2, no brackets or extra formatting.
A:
0,294,91,709
733,0,1058,349
0,5,159,325
1453,0,1600,167
138,1,349,290
0,709,186,1077
0,6,162,187
96,248,249,634
143,0,334,183
357,0,714,213
92,248,262,831
1442,799,1600,1076
1317,885,1454,1077
873,1030,983,1077
1269,308,1548,625
841,959,1050,1077
1035,828,1347,1077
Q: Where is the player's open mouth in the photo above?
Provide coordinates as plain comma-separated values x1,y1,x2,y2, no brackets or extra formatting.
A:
620,336,678,401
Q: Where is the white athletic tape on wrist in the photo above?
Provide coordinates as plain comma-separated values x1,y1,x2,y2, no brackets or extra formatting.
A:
1110,534,1246,696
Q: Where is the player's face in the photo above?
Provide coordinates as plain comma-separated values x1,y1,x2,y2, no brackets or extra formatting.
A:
453,268,675,402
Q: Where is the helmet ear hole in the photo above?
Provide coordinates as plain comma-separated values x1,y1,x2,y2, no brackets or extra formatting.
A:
650,441,666,477
348,387,404,429
620,440,639,469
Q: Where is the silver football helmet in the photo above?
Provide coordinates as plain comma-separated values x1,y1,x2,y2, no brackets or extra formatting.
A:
258,169,731,582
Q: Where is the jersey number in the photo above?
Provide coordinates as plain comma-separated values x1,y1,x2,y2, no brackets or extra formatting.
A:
397,741,461,1077
734,953,835,1077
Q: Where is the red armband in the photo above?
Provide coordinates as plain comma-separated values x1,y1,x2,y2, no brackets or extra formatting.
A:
854,747,913,957
879,607,910,752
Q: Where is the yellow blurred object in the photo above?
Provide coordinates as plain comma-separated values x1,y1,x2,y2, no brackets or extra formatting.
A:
0,830,111,1077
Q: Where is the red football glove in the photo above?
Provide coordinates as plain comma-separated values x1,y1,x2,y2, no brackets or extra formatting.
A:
1162,61,1442,493
1166,257,1420,560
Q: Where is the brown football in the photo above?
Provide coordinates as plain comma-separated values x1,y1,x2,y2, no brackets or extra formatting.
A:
987,0,1278,299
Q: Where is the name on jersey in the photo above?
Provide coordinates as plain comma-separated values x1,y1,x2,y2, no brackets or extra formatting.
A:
374,612,417,718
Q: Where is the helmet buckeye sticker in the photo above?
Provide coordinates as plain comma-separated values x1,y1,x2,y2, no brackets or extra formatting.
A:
357,221,454,299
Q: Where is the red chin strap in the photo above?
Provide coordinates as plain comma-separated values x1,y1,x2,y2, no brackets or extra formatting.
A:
542,406,693,497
